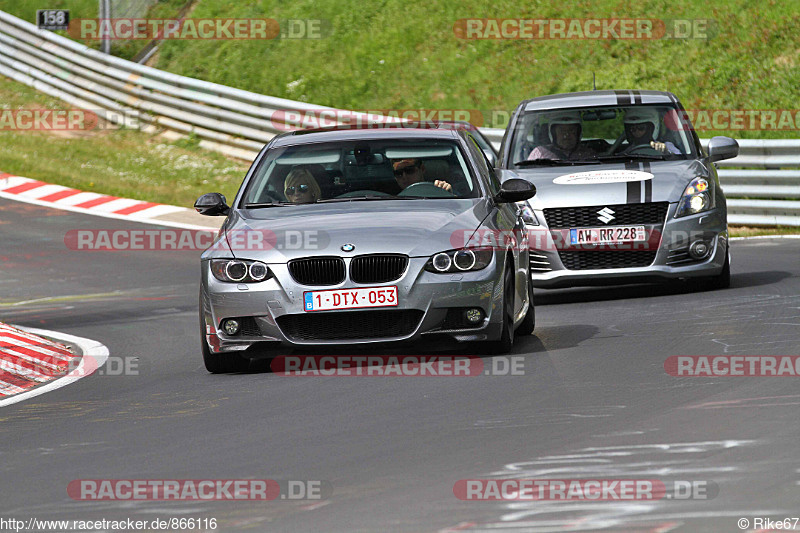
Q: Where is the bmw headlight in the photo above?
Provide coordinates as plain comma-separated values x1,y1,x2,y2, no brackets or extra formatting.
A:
425,249,493,273
676,176,714,217
210,259,272,283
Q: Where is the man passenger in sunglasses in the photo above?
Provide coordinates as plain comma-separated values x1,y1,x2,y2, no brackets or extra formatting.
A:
392,159,452,193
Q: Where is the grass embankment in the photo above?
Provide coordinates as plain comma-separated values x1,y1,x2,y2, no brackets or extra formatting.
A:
729,226,800,238
141,1,798,138
1,0,798,137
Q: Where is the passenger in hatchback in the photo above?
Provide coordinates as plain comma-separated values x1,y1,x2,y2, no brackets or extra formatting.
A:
528,111,598,161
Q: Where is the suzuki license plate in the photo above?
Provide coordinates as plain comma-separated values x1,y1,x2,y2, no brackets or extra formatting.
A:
570,225,646,245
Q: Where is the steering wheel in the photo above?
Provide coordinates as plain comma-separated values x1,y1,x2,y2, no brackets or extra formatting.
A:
262,190,285,203
398,182,455,198
519,141,536,162
604,134,626,155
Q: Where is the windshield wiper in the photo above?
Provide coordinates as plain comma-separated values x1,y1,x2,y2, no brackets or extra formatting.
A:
243,202,290,208
514,158,569,167
515,158,601,167
594,153,667,161
316,195,417,203
316,196,388,203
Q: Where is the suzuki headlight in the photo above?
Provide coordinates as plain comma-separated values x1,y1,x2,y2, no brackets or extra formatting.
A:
676,176,714,217
518,202,540,226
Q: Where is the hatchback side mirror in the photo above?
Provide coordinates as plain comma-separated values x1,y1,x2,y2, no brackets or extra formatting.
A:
194,193,230,216
707,136,739,162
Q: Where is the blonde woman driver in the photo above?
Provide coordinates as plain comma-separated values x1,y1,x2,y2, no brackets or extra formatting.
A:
284,167,322,204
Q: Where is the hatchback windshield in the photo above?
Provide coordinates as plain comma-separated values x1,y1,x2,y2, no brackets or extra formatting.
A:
508,105,699,166
241,138,480,207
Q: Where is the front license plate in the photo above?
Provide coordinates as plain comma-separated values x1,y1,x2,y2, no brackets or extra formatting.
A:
303,286,398,312
570,225,646,245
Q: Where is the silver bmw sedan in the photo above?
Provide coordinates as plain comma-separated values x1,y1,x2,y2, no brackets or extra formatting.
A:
195,125,536,373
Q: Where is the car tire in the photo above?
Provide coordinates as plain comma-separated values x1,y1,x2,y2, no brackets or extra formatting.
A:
707,249,731,290
201,333,250,373
516,272,535,336
483,264,514,354
200,294,251,374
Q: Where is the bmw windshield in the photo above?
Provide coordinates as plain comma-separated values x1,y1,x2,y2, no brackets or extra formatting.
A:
508,105,700,168
240,138,481,207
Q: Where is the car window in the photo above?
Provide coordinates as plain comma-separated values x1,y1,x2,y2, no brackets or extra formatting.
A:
470,130,496,157
508,104,698,166
465,133,499,195
240,138,481,206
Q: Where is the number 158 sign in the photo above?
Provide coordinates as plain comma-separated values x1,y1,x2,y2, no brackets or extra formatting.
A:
36,9,70,31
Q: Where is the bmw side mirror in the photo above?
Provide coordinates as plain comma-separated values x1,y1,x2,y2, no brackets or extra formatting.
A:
497,178,536,203
707,136,739,162
194,192,230,216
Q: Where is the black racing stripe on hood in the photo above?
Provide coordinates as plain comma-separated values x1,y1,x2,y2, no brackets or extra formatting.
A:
643,162,653,202
633,90,642,104
627,181,641,203
615,90,633,106
625,161,642,203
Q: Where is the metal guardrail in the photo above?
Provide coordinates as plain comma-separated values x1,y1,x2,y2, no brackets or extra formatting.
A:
0,11,798,226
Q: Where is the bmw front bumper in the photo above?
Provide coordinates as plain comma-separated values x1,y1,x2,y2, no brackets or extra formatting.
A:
200,256,507,354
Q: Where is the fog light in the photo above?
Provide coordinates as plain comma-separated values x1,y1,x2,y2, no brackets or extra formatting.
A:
223,319,240,336
465,308,484,324
689,240,710,259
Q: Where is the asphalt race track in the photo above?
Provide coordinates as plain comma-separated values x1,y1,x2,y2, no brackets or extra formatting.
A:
2,197,799,532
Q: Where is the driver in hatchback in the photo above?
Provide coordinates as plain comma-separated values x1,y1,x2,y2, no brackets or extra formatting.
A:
392,159,452,192
620,108,682,155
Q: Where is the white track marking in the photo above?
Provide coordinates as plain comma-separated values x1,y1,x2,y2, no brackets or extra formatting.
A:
0,327,108,407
